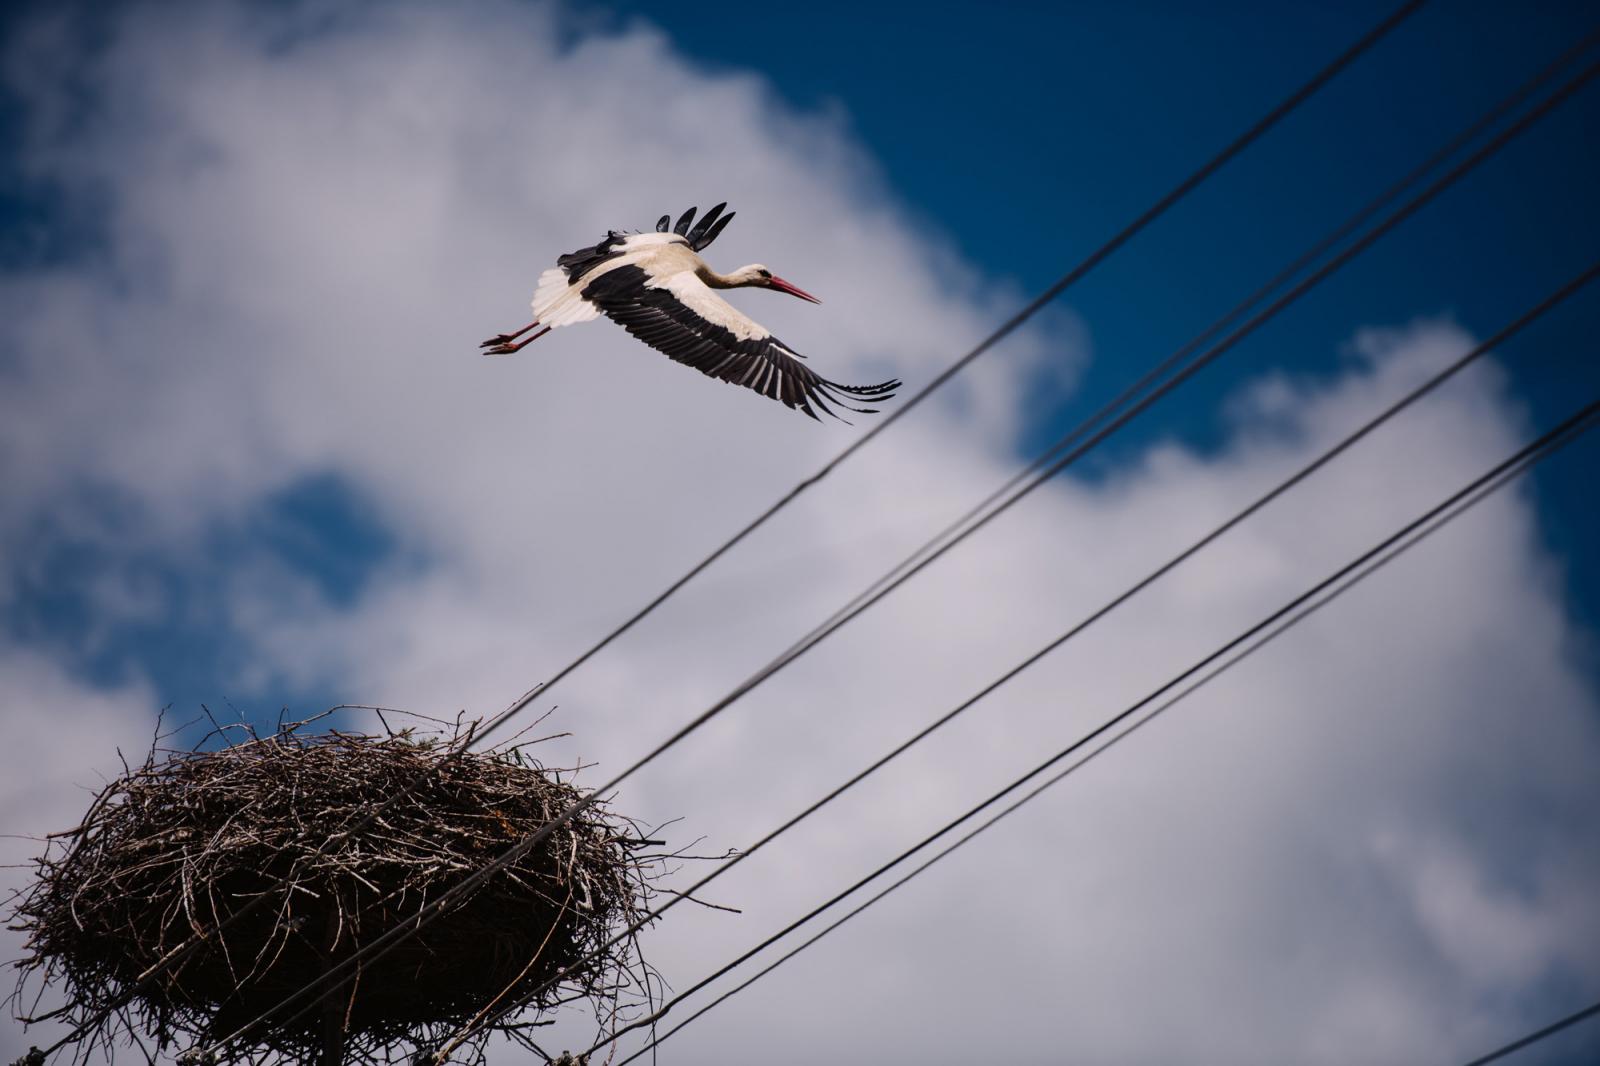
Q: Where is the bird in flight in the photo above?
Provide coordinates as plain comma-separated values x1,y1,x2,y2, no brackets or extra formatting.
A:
481,204,900,421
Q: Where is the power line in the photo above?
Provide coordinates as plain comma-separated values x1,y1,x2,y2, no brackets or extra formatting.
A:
196,49,1599,1060
595,398,1600,1061
624,54,1599,755
434,60,1600,1023
425,41,1600,1043
1460,999,1600,1066
612,404,1600,1064
785,28,1599,649
447,259,1597,1051
617,415,1600,1065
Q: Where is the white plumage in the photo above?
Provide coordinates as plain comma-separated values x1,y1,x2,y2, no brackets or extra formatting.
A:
532,268,600,328
481,204,899,421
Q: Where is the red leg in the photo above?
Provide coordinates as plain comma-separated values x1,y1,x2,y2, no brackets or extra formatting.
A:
480,320,540,348
482,326,552,355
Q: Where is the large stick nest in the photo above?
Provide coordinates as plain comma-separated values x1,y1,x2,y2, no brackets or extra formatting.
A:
8,716,671,1064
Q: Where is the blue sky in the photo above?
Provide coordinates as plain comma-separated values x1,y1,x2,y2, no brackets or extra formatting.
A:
8,0,1599,710
2,3,1599,1063
599,0,1600,615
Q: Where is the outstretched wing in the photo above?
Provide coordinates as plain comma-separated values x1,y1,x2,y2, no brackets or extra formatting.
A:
581,265,899,421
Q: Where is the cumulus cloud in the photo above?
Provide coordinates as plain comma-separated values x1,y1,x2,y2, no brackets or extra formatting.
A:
0,652,155,1062
1,3,1596,1064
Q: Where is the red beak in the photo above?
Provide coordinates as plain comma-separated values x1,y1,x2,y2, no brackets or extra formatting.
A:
767,275,822,304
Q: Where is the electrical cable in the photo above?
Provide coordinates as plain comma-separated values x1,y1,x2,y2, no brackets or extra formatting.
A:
594,398,1600,1060
1459,999,1600,1066
448,258,1598,1052
417,39,1600,1044
781,28,1599,654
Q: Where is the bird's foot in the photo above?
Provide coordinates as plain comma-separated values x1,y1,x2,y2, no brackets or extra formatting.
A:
481,325,551,355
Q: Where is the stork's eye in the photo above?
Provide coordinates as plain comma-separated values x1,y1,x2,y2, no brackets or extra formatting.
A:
758,269,771,278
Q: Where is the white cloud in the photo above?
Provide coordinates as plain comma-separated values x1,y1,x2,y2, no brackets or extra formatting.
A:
1,4,1597,1064
0,651,156,1063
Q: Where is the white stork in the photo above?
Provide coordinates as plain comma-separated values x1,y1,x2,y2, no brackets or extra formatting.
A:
480,204,901,421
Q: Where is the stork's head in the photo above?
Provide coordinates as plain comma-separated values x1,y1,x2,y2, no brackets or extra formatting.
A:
731,264,822,304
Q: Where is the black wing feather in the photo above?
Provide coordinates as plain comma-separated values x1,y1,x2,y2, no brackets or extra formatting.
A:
562,205,735,281
694,212,735,251
685,203,725,247
583,265,899,422
556,230,629,280
673,203,735,251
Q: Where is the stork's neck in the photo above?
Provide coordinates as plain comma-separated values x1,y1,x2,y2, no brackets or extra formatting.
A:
697,263,761,289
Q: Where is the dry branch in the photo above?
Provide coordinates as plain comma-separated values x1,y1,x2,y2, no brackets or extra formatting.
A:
7,719,668,1064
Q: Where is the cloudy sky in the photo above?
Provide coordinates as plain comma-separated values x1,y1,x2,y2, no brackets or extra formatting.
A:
3,2,1599,1063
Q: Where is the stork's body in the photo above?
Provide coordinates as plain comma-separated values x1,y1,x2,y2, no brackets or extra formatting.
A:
482,204,900,421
